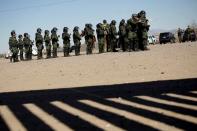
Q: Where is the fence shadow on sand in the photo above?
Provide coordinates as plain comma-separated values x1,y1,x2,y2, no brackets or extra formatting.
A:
0,78,197,131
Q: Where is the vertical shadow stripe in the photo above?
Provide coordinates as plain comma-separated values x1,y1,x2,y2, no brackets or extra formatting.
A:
0,105,27,131
164,93,197,102
80,99,183,131
136,96,197,111
51,101,124,131
23,103,73,131
109,98,197,124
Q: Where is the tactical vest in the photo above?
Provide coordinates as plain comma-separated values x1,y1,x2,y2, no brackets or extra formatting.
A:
35,33,43,43
51,33,58,42
9,37,18,48
44,35,51,43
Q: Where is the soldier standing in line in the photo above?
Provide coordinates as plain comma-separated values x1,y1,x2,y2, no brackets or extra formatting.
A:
138,10,150,50
185,26,192,42
177,28,183,43
44,30,51,58
29,35,34,60
126,14,139,51
109,20,118,52
96,23,105,53
8,30,19,62
35,28,44,59
23,33,31,60
62,27,71,57
51,27,59,58
82,24,95,55
18,34,24,61
73,26,81,56
118,19,127,52
102,20,110,52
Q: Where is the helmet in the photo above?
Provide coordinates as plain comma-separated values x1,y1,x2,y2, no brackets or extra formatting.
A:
140,10,146,15
24,33,28,37
11,30,16,36
111,20,116,25
18,34,22,38
85,24,89,27
63,27,68,32
51,27,58,33
103,20,107,24
45,30,49,34
37,28,42,33
120,19,125,25
139,10,146,18
74,26,79,31
97,23,102,28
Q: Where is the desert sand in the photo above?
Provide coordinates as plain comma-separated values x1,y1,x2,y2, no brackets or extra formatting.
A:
0,42,197,131
0,42,197,93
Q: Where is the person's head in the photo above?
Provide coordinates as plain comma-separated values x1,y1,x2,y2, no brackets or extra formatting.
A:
85,24,89,28
88,23,93,28
11,30,16,36
120,19,125,25
111,20,116,25
63,27,68,32
18,34,22,38
51,27,58,33
103,20,107,24
73,26,79,31
139,10,146,17
96,23,102,28
37,28,42,33
24,33,28,37
45,30,49,35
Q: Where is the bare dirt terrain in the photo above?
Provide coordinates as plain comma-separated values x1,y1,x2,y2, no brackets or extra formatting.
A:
0,42,197,93
0,42,197,131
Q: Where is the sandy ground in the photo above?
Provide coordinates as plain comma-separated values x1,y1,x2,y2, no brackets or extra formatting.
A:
0,42,197,93
0,42,197,131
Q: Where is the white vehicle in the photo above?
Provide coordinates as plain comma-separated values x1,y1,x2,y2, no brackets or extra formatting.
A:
148,35,157,45
5,50,12,59
32,47,38,56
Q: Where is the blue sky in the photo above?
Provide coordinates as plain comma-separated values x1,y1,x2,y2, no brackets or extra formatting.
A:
0,0,197,53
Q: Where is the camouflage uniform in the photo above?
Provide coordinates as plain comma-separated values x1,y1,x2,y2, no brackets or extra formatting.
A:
177,28,182,43
118,19,127,51
83,24,94,55
185,26,192,41
18,35,24,60
138,11,150,50
44,30,51,58
126,14,139,51
23,33,31,60
51,27,59,58
35,28,44,59
62,27,71,57
109,20,118,52
73,26,81,56
9,30,19,62
96,23,105,53
102,20,110,52
29,36,33,60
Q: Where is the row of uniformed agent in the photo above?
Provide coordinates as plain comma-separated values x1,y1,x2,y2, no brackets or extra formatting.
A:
9,10,149,62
